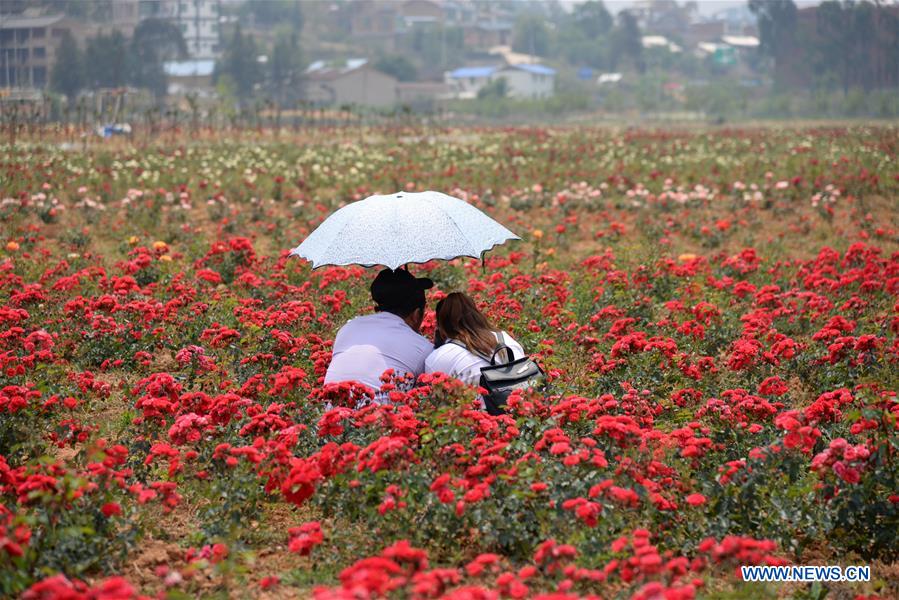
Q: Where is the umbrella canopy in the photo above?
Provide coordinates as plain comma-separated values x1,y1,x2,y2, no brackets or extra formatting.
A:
290,191,519,270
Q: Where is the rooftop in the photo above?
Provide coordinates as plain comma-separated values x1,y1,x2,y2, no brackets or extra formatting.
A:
448,63,557,79
488,45,542,66
305,58,370,80
642,35,682,53
0,11,65,29
721,35,760,48
163,60,215,77
507,63,556,76
447,66,498,79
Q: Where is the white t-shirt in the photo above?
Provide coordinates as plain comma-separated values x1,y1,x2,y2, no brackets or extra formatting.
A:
425,331,525,386
324,312,433,393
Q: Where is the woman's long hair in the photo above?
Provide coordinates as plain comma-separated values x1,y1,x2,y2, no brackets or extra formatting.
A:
435,292,497,358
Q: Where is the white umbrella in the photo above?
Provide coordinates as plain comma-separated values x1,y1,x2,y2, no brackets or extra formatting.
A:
290,191,519,270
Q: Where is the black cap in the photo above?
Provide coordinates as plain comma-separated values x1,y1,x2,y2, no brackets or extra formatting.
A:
371,268,434,315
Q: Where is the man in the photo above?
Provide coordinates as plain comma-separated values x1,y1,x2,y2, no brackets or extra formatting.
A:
324,268,434,400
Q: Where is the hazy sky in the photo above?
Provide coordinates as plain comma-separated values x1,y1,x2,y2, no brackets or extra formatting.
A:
562,0,824,17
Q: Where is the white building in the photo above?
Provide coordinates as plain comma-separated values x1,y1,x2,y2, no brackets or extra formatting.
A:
445,63,556,100
163,59,215,96
444,65,496,98
304,58,399,108
642,35,682,53
494,64,555,99
160,0,222,60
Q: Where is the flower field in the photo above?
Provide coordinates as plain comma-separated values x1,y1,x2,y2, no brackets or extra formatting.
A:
1,126,898,599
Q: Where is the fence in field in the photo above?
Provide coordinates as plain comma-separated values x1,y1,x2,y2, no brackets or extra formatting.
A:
0,91,455,146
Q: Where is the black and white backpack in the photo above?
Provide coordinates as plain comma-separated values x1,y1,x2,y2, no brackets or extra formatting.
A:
450,332,544,416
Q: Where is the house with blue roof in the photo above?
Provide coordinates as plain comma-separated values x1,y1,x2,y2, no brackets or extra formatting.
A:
445,63,556,100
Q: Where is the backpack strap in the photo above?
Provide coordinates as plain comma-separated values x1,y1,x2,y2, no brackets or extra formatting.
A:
447,332,514,365
446,338,489,361
489,331,514,365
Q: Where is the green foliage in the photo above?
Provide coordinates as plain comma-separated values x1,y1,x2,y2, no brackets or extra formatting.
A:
50,19,185,100
83,30,129,89
214,24,263,100
749,0,798,61
401,25,465,75
129,18,188,98
239,0,304,31
50,31,83,100
374,55,418,83
609,11,644,72
512,15,551,57
448,90,589,119
572,1,613,39
268,28,305,102
194,457,272,545
1,455,137,597
753,0,898,93
477,78,508,100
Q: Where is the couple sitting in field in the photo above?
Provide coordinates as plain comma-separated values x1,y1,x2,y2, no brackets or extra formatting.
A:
324,268,525,406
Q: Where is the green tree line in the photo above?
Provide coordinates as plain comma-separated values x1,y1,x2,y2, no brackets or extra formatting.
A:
750,0,899,92
510,2,645,72
51,19,186,100
212,23,304,106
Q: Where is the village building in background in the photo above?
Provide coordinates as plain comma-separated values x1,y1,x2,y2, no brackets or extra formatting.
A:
445,63,556,100
304,58,398,109
2,0,898,120
137,0,222,60
0,10,72,89
163,58,215,97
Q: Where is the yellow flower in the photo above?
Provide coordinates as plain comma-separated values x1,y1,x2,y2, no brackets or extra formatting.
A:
678,253,697,262
159,254,173,262
153,241,168,251
127,236,139,245
532,229,544,241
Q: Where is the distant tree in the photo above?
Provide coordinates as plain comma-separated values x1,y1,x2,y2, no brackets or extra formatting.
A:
215,24,263,100
374,55,418,82
268,27,304,102
749,0,797,85
814,2,848,90
50,31,83,100
573,1,613,39
37,0,113,20
405,25,465,74
128,18,187,97
553,1,613,69
83,30,128,89
512,15,551,57
815,0,880,94
241,0,304,31
849,1,876,91
610,11,644,72
478,77,508,99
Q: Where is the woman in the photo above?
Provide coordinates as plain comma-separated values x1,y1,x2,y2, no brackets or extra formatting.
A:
425,292,525,387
